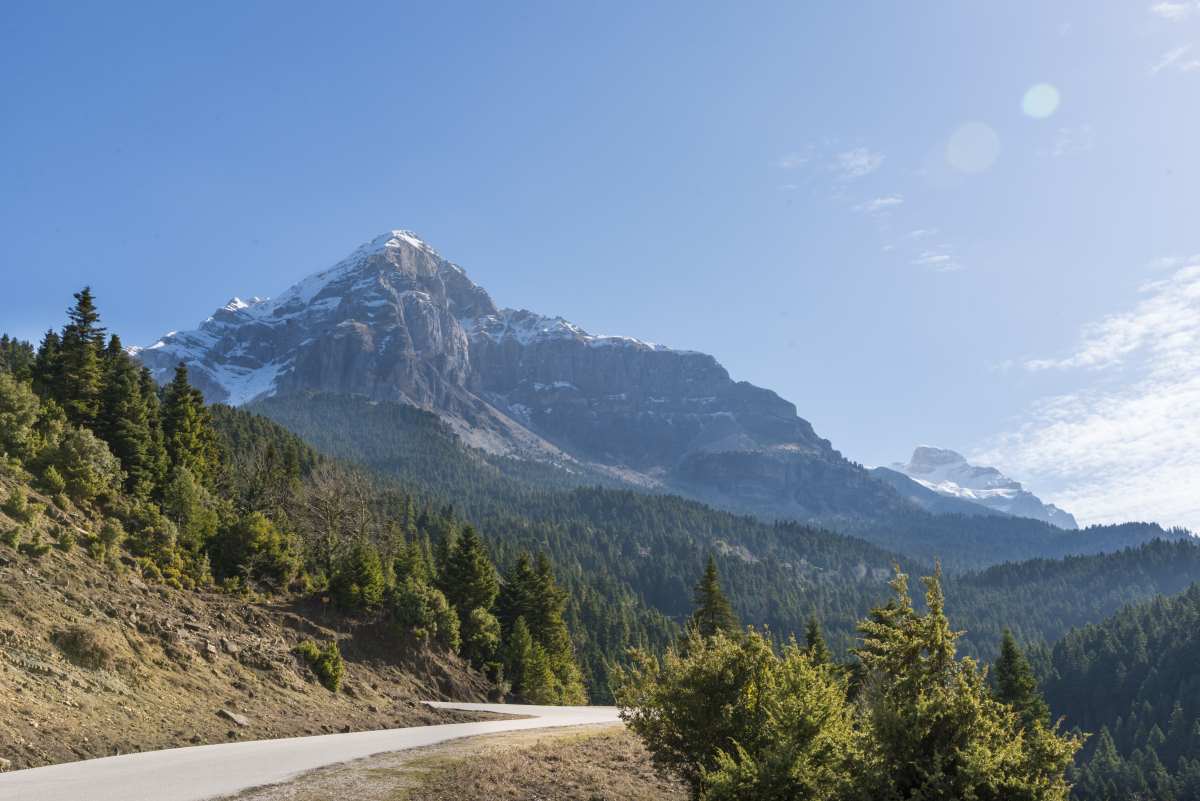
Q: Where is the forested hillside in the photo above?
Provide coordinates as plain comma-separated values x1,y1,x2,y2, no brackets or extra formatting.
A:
247,389,1200,669
1040,584,1200,800
0,290,591,711
251,392,1186,573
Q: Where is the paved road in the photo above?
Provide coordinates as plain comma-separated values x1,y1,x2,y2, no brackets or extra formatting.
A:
0,702,621,801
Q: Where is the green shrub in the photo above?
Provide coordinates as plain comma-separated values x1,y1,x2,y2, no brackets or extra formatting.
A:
20,529,50,559
49,427,123,505
56,527,76,552
98,519,126,563
1,527,19,548
0,372,41,464
2,487,39,524
392,577,461,652
210,512,300,591
40,465,66,497
294,639,344,692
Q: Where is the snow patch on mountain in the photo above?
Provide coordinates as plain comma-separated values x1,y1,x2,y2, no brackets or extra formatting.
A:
891,446,1078,529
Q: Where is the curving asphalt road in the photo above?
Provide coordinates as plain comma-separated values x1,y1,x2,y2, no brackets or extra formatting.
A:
0,702,621,801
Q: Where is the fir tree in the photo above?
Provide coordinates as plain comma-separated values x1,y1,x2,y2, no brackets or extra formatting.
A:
162,363,219,486
691,555,739,638
804,615,831,665
57,287,106,426
994,628,1051,729
96,336,158,496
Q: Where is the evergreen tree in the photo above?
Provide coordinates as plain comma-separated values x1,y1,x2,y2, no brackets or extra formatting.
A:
32,330,61,399
57,287,106,426
96,336,159,496
856,567,1082,800
804,614,831,665
691,555,739,638
994,628,1051,729
503,615,534,698
162,363,220,486
330,539,386,610
440,525,499,665
440,526,499,615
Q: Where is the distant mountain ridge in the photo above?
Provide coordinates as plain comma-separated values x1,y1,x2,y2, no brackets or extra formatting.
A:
889,446,1078,529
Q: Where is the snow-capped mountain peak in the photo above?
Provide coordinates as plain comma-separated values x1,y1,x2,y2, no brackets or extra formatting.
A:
891,446,1078,528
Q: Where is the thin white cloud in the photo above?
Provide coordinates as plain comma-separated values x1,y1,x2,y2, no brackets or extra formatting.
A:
1024,263,1200,371
833,147,885,179
1151,1,1200,20
1150,45,1200,75
978,258,1200,529
854,195,904,213
911,245,961,272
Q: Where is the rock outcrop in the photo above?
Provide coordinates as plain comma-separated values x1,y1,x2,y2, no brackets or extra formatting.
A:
134,230,908,520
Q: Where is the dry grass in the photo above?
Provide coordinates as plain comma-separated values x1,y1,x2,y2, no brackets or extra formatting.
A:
224,725,686,801
403,727,686,801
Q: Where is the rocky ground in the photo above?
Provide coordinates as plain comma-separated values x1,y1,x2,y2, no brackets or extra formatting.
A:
221,725,686,801
0,481,492,772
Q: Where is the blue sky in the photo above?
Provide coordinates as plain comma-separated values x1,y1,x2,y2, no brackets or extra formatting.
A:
2,2,1198,528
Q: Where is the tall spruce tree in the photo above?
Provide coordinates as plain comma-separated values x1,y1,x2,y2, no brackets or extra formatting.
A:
162,363,219,486
96,336,158,497
56,288,106,426
691,555,739,638
804,615,831,665
994,628,1051,729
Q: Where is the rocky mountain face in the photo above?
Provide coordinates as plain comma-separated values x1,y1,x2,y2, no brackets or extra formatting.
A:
890,446,1078,529
132,231,911,520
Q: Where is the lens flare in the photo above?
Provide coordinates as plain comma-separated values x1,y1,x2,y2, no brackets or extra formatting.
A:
946,122,1001,174
1022,83,1060,119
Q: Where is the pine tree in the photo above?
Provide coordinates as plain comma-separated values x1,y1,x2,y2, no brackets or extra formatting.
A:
162,363,219,486
503,615,534,698
57,287,106,426
691,555,739,638
440,526,499,615
32,330,61,399
856,567,1082,800
994,628,1051,729
804,615,831,665
96,336,158,497
440,526,499,665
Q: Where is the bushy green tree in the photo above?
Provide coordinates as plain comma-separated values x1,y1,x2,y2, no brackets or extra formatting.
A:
856,566,1082,800
392,577,460,651
462,606,501,666
616,629,782,799
0,371,41,464
49,426,124,504
160,467,219,555
211,511,300,590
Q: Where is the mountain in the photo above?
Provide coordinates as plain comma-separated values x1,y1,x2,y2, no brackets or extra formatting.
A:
889,446,1078,529
134,229,907,522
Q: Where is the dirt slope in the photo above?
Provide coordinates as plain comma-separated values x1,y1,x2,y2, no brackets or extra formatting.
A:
0,479,491,771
